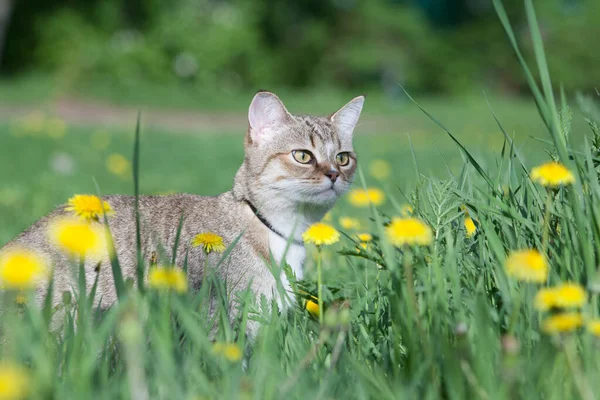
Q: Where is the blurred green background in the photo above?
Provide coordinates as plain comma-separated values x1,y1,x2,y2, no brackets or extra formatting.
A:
0,0,598,243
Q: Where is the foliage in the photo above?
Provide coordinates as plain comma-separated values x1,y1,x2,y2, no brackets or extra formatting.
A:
1,1,600,398
3,0,600,93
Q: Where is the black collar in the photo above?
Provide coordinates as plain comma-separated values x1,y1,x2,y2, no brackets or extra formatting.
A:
243,199,304,246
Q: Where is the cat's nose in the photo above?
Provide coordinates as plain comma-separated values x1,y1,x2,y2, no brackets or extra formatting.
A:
325,170,339,183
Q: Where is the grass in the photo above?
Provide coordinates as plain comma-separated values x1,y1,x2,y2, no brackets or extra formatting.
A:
2,1,600,398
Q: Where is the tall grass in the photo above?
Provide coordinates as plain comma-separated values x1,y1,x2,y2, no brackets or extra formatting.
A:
1,1,600,399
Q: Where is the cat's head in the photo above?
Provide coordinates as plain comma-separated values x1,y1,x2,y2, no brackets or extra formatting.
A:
237,91,364,212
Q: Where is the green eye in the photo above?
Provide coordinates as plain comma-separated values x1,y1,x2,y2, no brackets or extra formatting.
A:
336,152,350,166
292,150,313,164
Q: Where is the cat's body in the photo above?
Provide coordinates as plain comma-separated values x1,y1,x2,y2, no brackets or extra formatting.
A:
1,91,365,330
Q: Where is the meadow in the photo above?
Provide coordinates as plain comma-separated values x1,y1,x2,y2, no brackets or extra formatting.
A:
1,1,600,399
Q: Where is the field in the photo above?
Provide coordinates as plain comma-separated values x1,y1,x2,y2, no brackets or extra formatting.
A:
1,2,600,399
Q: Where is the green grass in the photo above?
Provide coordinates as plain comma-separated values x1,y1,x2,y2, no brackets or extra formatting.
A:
2,1,600,398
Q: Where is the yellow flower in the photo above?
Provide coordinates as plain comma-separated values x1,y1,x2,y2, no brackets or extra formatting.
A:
65,194,114,222
48,217,106,258
586,320,600,336
302,223,340,246
0,248,47,290
385,217,433,247
305,299,320,317
464,217,476,237
15,293,27,305
322,212,332,222
148,266,188,293
531,161,575,187
191,232,226,254
106,153,131,177
369,159,391,180
541,312,583,334
534,283,587,311
339,217,361,230
505,249,548,283
400,204,414,217
213,342,243,362
348,188,385,207
0,363,28,399
357,233,372,242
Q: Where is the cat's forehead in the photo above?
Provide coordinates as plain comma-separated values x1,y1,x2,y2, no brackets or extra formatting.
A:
287,115,350,149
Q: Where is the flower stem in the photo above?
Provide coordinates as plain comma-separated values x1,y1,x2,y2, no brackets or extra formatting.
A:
541,191,553,254
317,247,323,325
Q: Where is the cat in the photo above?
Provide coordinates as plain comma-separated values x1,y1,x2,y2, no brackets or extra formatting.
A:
1,91,364,331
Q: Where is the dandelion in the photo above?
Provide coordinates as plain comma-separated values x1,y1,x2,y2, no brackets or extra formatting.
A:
357,233,372,242
0,248,47,290
464,216,477,237
339,217,361,230
65,194,114,222
48,217,106,258
191,232,226,254
0,363,28,399
106,153,131,177
385,217,433,247
369,159,391,181
531,161,575,187
505,249,548,283
305,299,320,317
586,320,600,336
212,342,243,362
148,266,188,293
302,223,340,246
541,312,583,334
322,212,332,222
348,188,385,207
400,204,414,217
534,283,586,311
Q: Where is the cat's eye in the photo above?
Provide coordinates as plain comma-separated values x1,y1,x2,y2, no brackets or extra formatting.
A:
292,150,313,164
336,152,350,166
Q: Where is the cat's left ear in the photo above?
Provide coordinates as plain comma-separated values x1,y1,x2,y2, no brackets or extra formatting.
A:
330,95,365,140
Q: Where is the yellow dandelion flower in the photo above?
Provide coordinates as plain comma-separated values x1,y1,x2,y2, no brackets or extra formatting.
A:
400,204,414,217
191,232,226,254
15,293,27,305
305,299,320,317
106,153,131,177
357,233,372,242
369,159,391,181
531,161,575,187
148,266,188,293
348,188,385,207
65,194,114,222
0,363,28,399
322,212,332,222
464,217,477,237
385,217,433,247
534,283,586,311
302,223,340,246
339,217,361,230
586,320,600,336
0,248,47,290
48,217,106,258
541,312,583,334
505,249,548,283
212,342,243,362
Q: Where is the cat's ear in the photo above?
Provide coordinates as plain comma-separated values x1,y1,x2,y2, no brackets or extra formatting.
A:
248,91,291,145
330,95,365,139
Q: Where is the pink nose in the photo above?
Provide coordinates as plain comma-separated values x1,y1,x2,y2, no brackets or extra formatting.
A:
325,170,339,182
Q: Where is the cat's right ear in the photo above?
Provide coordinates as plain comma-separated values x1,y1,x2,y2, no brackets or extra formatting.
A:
248,91,291,145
